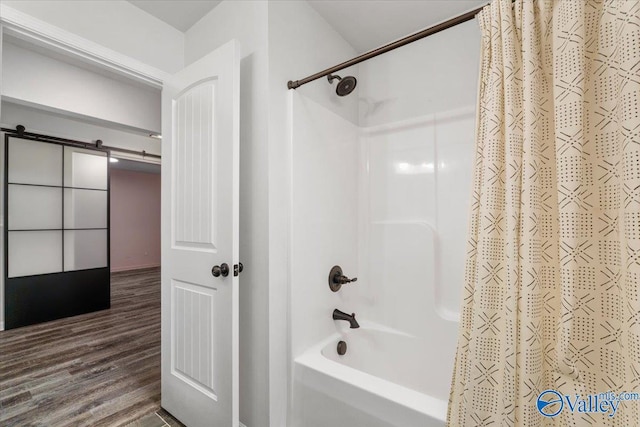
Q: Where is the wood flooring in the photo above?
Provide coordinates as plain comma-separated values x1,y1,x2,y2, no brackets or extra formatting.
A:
123,408,183,427
0,267,179,427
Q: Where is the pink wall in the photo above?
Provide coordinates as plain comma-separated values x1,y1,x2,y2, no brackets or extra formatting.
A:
110,168,161,272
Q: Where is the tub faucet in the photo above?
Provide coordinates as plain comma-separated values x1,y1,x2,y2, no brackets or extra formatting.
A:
333,309,360,329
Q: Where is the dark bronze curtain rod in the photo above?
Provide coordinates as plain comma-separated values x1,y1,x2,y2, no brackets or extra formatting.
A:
287,3,488,90
1,126,161,160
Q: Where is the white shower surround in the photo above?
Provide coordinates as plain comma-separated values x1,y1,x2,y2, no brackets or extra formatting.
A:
290,95,476,427
289,20,480,427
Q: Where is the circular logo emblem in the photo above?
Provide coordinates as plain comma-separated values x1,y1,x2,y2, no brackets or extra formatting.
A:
537,390,564,417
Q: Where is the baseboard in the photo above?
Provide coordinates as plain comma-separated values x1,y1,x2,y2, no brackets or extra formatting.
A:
110,263,160,273
156,407,246,426
0,321,4,331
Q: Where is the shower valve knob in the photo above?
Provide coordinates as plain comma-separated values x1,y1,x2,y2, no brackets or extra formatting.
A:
335,275,357,285
329,265,357,292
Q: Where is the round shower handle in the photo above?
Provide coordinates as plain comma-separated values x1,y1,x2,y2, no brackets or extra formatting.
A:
335,275,357,285
329,265,357,292
211,263,230,278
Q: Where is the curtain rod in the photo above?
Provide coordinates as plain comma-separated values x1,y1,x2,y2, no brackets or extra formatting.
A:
287,3,488,90
1,125,161,160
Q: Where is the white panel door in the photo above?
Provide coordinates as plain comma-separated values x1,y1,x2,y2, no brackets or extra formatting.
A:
161,39,240,427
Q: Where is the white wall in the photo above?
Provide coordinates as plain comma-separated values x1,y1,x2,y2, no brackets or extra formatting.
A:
290,92,359,357
0,101,161,157
2,40,161,133
184,2,270,426
1,0,184,74
289,92,361,427
185,3,360,425
267,2,360,426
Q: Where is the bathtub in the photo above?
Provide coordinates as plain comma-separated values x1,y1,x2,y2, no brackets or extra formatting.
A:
292,323,451,427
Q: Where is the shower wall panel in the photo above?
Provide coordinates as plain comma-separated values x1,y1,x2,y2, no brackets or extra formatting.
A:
290,92,359,358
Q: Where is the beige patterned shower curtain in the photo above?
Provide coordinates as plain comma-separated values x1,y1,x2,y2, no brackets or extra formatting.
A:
447,0,640,426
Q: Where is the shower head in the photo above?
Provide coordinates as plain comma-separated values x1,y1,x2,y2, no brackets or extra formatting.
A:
327,74,357,96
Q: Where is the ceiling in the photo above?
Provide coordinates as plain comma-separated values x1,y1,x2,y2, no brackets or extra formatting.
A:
127,0,486,53
111,158,161,174
128,0,221,32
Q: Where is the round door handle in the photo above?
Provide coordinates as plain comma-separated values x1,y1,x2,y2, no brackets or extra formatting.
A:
234,262,244,276
211,263,230,278
212,265,221,277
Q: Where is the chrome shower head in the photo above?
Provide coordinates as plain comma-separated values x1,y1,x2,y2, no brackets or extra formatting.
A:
327,74,357,96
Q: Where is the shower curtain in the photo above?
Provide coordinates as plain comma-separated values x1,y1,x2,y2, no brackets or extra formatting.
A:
447,0,640,426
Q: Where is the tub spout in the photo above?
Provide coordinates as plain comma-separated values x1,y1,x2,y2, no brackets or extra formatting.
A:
333,309,360,329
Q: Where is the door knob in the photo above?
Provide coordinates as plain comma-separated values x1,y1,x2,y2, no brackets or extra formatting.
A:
234,262,244,277
211,263,230,277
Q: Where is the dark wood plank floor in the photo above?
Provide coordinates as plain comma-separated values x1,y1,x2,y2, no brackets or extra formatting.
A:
0,268,168,427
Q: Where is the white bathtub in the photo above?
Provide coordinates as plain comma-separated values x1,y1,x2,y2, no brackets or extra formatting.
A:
293,323,450,427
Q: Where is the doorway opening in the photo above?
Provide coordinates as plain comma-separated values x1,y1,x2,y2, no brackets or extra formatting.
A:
0,31,171,425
